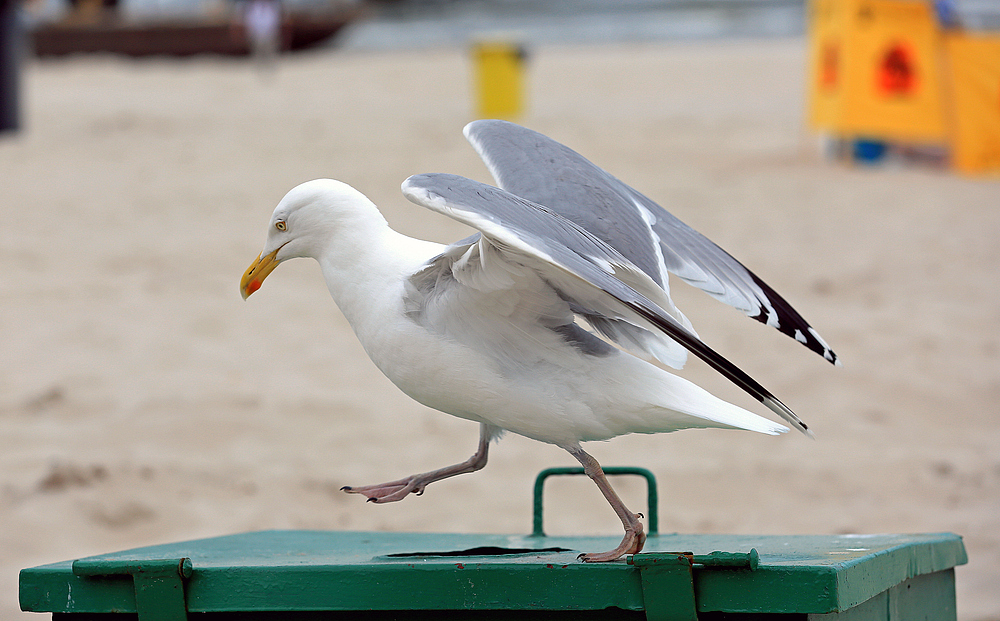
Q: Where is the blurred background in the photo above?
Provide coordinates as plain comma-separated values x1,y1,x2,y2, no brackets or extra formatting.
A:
2,1,998,620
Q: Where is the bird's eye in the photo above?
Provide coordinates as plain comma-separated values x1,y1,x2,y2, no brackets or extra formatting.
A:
275,220,287,232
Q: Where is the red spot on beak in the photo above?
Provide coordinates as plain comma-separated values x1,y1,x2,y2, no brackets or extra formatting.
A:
248,280,261,295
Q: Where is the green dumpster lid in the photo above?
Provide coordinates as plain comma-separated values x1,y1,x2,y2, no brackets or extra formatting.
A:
20,530,966,618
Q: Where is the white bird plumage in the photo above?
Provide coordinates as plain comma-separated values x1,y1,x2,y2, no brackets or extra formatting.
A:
240,121,837,562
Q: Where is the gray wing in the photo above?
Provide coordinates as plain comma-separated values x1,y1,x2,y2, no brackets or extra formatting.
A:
463,119,839,366
402,172,810,435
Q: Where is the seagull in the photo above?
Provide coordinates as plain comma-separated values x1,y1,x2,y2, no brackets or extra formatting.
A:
240,120,839,562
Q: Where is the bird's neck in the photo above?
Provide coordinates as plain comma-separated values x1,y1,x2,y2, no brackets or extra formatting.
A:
316,221,442,339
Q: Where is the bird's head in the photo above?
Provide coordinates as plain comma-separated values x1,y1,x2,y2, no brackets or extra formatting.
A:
240,179,374,300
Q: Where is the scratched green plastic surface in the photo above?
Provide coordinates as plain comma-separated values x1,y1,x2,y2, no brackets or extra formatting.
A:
19,531,965,616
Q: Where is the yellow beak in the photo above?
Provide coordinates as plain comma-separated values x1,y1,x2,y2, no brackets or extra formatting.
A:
240,247,282,300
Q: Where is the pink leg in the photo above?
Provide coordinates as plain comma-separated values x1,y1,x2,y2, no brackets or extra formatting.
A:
342,426,491,504
568,446,646,562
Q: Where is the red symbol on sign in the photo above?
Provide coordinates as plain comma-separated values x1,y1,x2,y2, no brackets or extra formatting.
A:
821,42,839,90
877,43,918,96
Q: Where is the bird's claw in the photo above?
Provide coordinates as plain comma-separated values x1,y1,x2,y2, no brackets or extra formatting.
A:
578,521,646,562
341,477,423,503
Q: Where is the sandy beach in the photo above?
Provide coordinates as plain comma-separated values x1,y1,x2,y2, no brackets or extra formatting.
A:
1,38,997,619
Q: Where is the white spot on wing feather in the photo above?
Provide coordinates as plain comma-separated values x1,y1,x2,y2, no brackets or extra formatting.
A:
808,326,841,366
765,307,780,329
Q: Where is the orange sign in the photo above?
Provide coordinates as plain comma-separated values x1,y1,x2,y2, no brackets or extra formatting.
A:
807,0,946,142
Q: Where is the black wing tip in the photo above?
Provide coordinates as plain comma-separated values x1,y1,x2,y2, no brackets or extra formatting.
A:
746,272,840,367
761,396,814,438
628,299,815,436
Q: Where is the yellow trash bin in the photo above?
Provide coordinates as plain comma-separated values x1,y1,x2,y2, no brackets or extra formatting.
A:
473,40,527,120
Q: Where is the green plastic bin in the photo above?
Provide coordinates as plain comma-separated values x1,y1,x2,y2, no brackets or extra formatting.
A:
19,468,967,620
